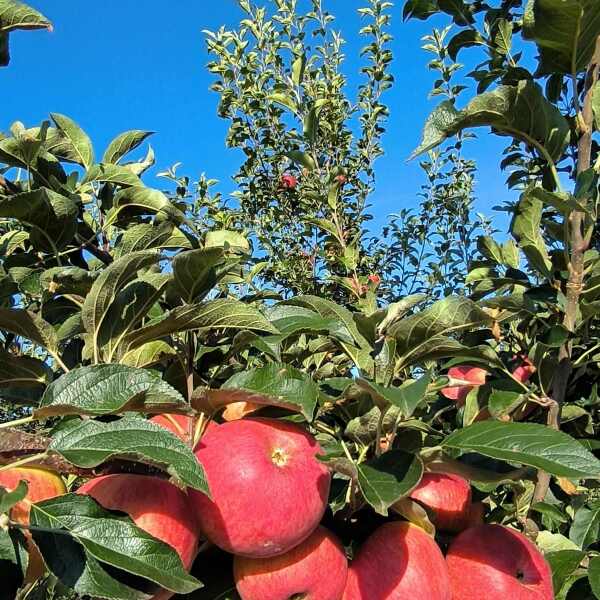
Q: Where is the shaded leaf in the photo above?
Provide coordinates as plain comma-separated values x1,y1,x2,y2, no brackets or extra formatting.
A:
50,113,94,168
443,421,600,478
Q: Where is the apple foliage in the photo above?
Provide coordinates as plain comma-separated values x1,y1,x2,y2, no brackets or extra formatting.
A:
0,0,599,599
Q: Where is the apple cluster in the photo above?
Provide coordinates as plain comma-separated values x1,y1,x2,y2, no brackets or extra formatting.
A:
0,415,554,600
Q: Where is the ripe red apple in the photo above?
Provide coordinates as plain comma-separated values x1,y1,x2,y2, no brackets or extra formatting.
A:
189,417,331,558
234,525,348,600
441,365,488,404
408,472,472,532
446,524,553,600
342,521,451,600
77,474,200,600
0,466,66,525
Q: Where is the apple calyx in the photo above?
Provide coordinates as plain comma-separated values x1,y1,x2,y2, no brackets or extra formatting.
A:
271,447,289,467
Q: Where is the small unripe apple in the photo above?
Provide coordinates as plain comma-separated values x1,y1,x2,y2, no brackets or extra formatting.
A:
446,524,553,600
342,521,451,599
77,474,200,600
189,417,331,558
408,473,472,532
234,525,348,600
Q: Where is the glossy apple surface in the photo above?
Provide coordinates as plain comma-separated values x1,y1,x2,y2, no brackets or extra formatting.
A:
77,474,199,600
189,417,331,558
408,472,472,532
234,525,348,600
342,521,451,600
446,524,553,600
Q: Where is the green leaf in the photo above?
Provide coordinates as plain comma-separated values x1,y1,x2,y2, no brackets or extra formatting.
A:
589,556,600,599
49,417,210,495
0,348,52,386
523,0,600,75
511,189,552,277
119,341,176,368
40,266,97,296
269,93,298,114
388,296,493,367
0,187,78,250
50,113,94,168
546,550,586,596
82,250,159,358
172,247,226,302
0,480,28,514
447,29,484,60
357,450,423,516
412,81,570,162
569,504,600,548
205,230,250,254
356,372,431,418
282,296,371,350
35,364,187,417
122,298,278,352
115,222,192,257
216,362,319,420
82,163,142,187
0,528,28,583
443,421,600,478
111,186,189,226
0,307,57,351
98,273,170,362
0,0,51,32
30,494,202,596
291,53,306,85
102,130,154,164
286,150,316,170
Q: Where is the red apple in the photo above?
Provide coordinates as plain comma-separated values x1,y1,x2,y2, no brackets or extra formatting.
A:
0,466,66,525
0,466,67,583
234,525,348,600
446,524,553,600
342,521,451,600
189,417,331,558
441,365,488,405
408,472,472,532
77,474,200,600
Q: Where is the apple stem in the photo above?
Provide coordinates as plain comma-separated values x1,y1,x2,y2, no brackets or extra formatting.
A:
0,452,49,472
192,413,207,447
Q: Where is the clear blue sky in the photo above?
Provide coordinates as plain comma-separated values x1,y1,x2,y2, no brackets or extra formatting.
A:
1,0,512,233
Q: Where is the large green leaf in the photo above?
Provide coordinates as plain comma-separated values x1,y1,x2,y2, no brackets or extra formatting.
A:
0,307,57,351
98,273,170,362
0,348,52,386
412,81,570,162
569,504,600,549
81,250,158,359
30,494,202,596
114,222,193,257
172,247,226,302
0,187,78,250
282,296,371,349
40,266,97,296
388,296,493,367
50,113,94,168
82,163,142,187
49,417,209,494
443,421,600,478
511,189,552,277
111,186,188,226
546,550,586,597
35,364,187,417
589,555,600,599
0,0,51,32
121,298,278,352
523,0,600,75
357,450,423,516
209,362,319,420
0,528,28,586
102,130,154,164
